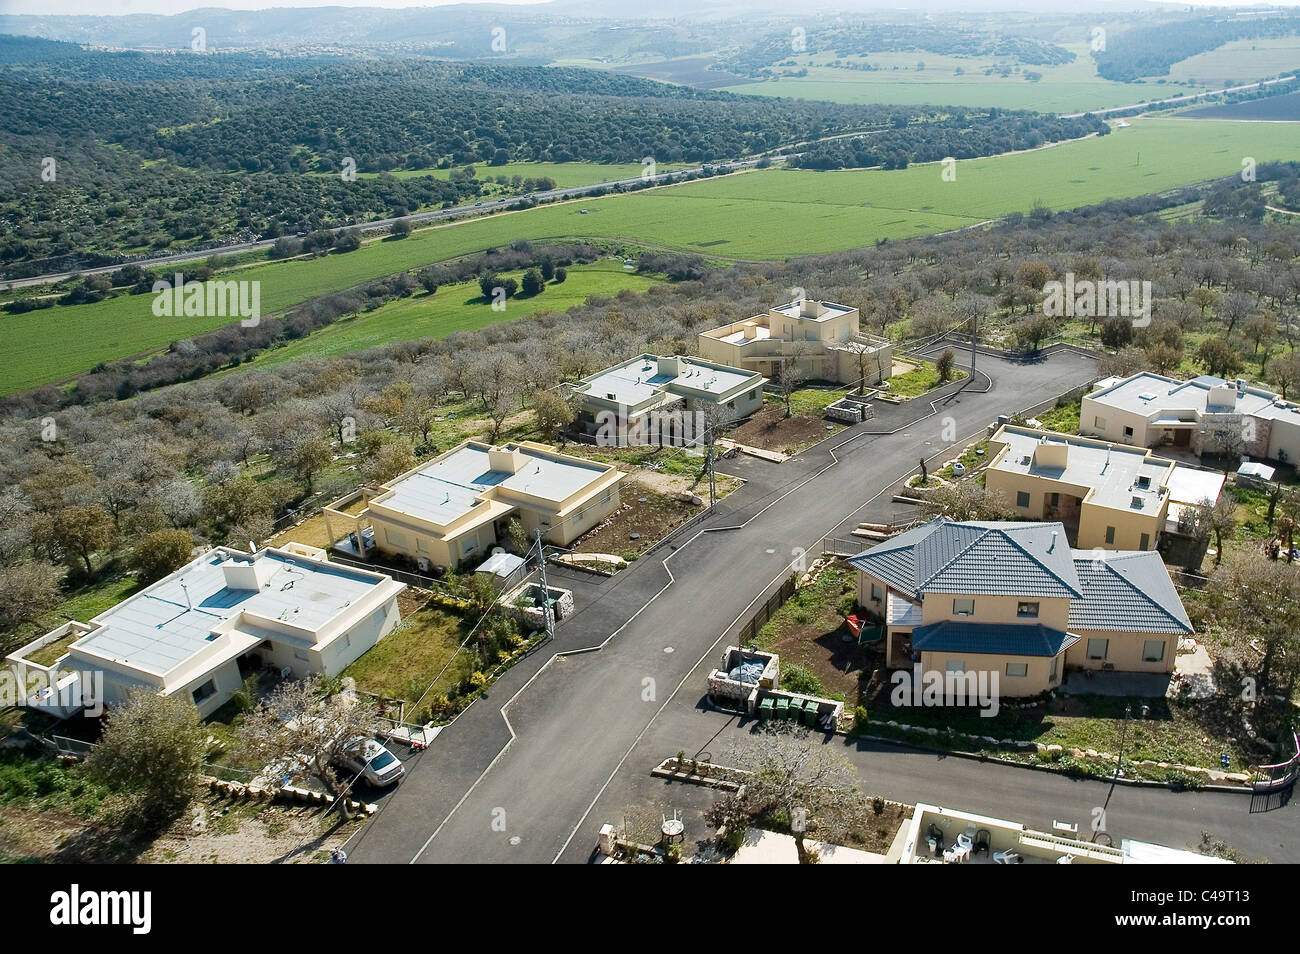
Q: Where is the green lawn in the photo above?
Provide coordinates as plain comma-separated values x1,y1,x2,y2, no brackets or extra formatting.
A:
887,360,965,398
9,117,1300,395
246,259,659,368
342,603,475,710
723,44,1207,113
1035,400,1082,434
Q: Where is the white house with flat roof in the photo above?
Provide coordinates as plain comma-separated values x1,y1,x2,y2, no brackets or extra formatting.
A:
698,299,892,388
894,803,1230,864
5,544,405,719
1082,371,1300,465
570,354,766,444
325,440,622,570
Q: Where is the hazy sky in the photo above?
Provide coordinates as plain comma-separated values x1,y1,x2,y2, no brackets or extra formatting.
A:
0,0,550,14
0,0,1295,16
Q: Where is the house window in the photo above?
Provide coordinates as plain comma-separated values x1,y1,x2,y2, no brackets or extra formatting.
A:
294,649,309,661
386,528,408,549
601,490,611,504
871,584,883,602
416,537,428,554
1143,640,1166,663
1124,426,1134,439
1094,416,1107,429
1006,663,1028,678
728,400,736,409
192,680,216,704
1105,526,1116,545
1049,655,1059,681
1017,601,1040,618
1016,491,1031,509
1049,493,1060,507
1139,533,1150,550
953,598,975,616
945,661,966,674
1086,638,1109,661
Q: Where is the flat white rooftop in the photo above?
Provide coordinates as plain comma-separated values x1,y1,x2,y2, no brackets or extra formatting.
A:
378,442,611,525
717,325,773,346
769,299,853,322
1165,466,1226,507
1090,372,1300,426
992,427,1170,511
71,549,389,678
578,354,761,405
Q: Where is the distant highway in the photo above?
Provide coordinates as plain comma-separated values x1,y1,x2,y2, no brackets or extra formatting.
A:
1061,74,1298,119
0,156,787,292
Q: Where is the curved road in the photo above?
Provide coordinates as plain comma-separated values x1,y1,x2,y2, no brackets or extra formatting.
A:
330,344,1294,866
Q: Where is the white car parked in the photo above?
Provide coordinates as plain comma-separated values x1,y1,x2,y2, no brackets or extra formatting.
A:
334,738,404,788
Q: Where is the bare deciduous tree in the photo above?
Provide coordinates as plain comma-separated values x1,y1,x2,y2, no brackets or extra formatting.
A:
237,676,383,817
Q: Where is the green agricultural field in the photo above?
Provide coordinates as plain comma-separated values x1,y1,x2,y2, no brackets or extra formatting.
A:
1165,37,1300,86
7,117,1300,395
722,45,1206,113
247,259,660,368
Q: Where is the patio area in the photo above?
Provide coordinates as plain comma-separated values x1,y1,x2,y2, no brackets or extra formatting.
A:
1057,669,1172,698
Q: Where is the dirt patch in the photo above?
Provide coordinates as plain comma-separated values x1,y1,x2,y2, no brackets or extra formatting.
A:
573,484,702,557
0,791,362,864
727,403,839,455
752,565,883,706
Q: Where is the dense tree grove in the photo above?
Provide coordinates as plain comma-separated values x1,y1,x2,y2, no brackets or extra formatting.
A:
1093,13,1300,82
0,40,953,270
716,23,1075,78
791,110,1106,170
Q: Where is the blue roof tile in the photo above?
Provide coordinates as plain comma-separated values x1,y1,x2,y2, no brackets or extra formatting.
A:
911,621,1079,657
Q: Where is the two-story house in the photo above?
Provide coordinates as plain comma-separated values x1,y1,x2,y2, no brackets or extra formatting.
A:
849,518,1193,698
697,298,892,388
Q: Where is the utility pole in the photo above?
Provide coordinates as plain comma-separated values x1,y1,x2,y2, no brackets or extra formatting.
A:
534,528,553,641
704,415,717,508
967,310,977,376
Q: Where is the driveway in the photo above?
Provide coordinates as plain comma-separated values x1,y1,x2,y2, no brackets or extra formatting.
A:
345,345,1107,864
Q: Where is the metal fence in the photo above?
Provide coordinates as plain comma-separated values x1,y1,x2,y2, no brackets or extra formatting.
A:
1254,732,1300,795
49,734,94,758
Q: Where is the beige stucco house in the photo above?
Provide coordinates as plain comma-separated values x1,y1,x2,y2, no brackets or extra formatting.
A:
569,354,766,445
325,440,622,571
1081,371,1300,465
5,543,405,719
986,425,1175,552
698,298,892,388
849,519,1193,698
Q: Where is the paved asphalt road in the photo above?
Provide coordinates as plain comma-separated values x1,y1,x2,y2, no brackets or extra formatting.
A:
345,345,1280,865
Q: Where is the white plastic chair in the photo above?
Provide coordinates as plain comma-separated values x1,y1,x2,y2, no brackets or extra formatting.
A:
994,849,1023,864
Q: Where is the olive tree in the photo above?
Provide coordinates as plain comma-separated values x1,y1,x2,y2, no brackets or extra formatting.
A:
88,689,206,822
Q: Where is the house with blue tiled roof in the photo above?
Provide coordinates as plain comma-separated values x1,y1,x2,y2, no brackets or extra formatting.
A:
849,518,1193,698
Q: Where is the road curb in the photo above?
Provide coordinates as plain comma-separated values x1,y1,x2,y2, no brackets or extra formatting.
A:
843,729,1253,795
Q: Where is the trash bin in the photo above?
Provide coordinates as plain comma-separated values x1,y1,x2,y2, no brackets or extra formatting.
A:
758,697,775,721
803,701,820,728
774,696,790,721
